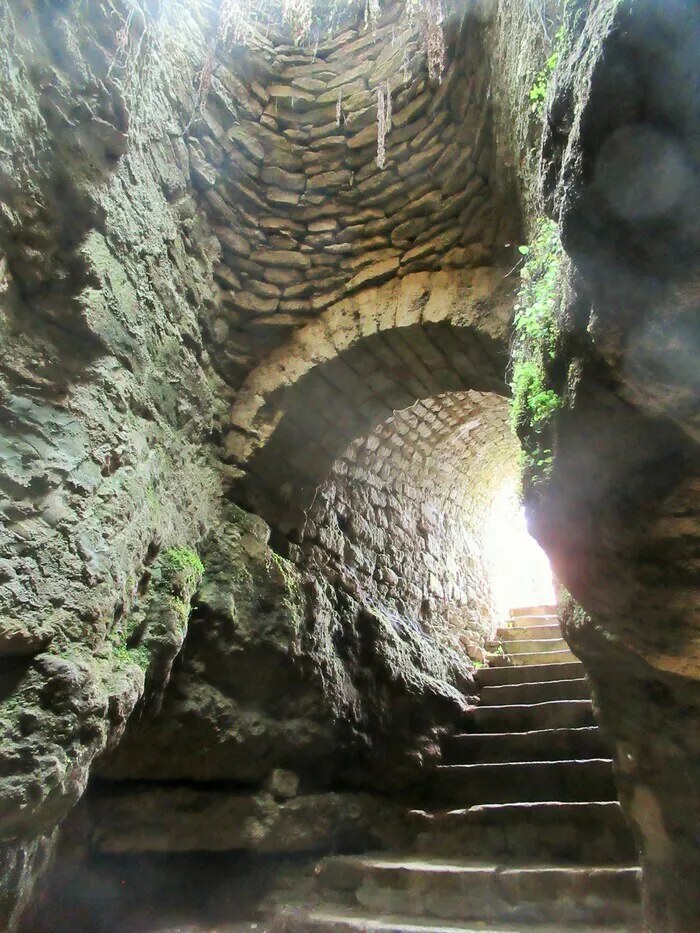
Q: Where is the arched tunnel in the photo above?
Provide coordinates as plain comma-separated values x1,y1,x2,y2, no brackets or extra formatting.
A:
1,0,700,931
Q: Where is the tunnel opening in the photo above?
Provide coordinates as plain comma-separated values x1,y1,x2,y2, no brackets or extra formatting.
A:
229,311,524,660
485,483,556,619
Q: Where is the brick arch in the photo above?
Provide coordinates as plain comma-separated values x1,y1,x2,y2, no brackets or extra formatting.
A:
226,266,514,525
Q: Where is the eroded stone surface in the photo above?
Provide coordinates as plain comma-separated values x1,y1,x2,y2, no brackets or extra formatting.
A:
82,788,408,855
95,504,474,792
503,1,700,930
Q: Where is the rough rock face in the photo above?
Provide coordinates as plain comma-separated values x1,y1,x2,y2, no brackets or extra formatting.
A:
0,0,225,922
79,784,409,855
505,1,700,930
1,1,512,919
9,0,675,928
96,503,474,792
95,504,334,785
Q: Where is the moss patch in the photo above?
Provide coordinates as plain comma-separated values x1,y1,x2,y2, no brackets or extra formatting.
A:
510,218,568,486
160,546,205,630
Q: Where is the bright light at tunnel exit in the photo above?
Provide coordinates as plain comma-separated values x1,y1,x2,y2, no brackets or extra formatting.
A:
485,484,556,621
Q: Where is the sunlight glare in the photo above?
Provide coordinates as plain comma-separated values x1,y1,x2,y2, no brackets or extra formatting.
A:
486,483,556,620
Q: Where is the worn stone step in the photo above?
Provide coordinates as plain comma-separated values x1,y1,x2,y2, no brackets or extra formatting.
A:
430,759,617,807
504,614,558,627
509,648,579,666
483,653,514,668
509,605,558,618
476,661,585,687
498,623,561,641
480,678,590,706
505,638,569,655
408,801,637,864
471,699,595,733
281,905,641,933
443,726,609,764
316,855,641,925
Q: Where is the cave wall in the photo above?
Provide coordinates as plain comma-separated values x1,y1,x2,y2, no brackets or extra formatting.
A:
0,1,232,924
496,1,700,930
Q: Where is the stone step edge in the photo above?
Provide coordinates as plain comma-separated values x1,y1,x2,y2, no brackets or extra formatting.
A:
476,661,585,682
436,757,613,773
502,615,558,623
496,625,563,644
408,799,626,821
321,854,640,875
473,699,592,713
285,906,640,933
508,652,578,664
503,649,578,659
506,648,576,654
449,725,602,741
488,637,568,645
510,605,558,616
481,677,588,691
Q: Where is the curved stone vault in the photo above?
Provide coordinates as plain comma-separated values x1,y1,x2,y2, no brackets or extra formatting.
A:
192,4,519,384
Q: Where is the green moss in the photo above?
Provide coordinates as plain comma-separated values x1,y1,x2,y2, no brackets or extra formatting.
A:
529,49,559,116
112,641,150,671
162,546,204,591
510,218,568,486
512,360,562,428
267,551,305,631
155,546,204,632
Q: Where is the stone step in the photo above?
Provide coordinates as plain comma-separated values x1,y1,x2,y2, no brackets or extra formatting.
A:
430,759,617,807
443,726,610,764
509,604,558,618
480,678,590,706
408,801,637,864
316,855,641,926
498,623,561,641
470,699,595,732
503,614,558,627
509,648,579,666
281,906,641,933
483,653,514,668
476,661,585,686
504,638,570,655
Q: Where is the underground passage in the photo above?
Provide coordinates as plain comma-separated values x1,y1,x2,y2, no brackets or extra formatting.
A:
1,0,700,931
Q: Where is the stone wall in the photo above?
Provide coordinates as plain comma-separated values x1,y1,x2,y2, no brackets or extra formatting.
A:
190,1,519,384
298,391,517,651
228,269,514,514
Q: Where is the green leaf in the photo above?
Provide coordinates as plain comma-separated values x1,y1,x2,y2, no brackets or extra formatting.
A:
518,245,530,255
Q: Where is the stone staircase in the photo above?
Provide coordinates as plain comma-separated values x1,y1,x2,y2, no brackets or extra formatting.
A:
486,604,579,667
273,606,642,932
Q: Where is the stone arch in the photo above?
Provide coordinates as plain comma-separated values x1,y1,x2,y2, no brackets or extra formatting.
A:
226,265,514,469
225,264,520,643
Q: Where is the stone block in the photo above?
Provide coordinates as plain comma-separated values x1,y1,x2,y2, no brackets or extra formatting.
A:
265,768,300,799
